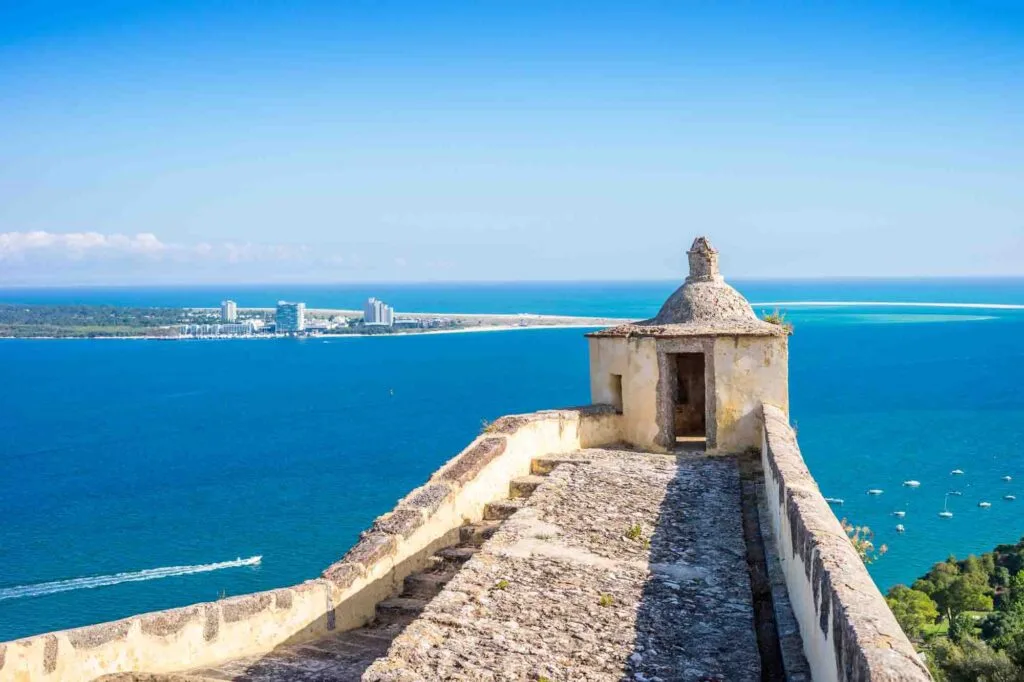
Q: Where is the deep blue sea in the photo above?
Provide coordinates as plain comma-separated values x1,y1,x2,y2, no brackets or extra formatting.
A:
2,279,1024,642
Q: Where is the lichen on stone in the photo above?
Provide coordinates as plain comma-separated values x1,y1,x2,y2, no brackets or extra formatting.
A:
436,437,507,485
67,619,132,649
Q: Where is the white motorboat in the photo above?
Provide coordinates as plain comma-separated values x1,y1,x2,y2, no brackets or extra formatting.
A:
903,480,921,488
951,469,965,475
979,501,992,508
867,489,884,496
896,524,906,533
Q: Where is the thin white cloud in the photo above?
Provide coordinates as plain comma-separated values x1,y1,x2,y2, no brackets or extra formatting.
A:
0,231,311,264
0,231,169,261
0,231,435,285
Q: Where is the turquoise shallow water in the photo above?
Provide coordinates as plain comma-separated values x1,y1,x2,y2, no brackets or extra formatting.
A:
1,279,1023,641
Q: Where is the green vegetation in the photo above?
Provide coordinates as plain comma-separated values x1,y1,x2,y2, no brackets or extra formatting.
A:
495,579,510,590
0,303,194,337
760,308,794,334
598,593,614,608
625,523,643,541
886,536,1024,681
887,585,940,639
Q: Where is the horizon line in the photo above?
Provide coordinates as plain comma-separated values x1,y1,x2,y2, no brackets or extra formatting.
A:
3,274,1024,290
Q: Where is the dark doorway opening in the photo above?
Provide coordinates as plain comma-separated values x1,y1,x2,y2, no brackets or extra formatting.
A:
671,353,706,442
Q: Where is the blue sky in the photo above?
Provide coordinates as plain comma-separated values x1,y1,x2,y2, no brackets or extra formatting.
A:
1,1,1022,284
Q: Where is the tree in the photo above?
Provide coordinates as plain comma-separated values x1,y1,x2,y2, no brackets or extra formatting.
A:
915,559,961,611
949,613,977,644
887,585,940,640
946,574,995,618
929,637,1022,682
1009,573,1024,608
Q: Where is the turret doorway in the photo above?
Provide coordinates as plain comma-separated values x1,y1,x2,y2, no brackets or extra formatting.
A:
671,353,706,446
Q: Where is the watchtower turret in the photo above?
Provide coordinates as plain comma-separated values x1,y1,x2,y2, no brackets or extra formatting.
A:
586,237,789,453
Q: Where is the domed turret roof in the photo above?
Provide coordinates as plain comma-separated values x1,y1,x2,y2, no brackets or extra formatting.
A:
651,237,758,325
589,237,784,338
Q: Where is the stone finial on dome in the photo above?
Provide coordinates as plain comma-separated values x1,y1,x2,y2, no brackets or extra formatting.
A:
646,236,759,326
686,237,722,283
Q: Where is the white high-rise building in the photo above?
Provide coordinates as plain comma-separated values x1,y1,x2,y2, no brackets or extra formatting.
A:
221,300,238,322
363,297,395,326
276,301,306,333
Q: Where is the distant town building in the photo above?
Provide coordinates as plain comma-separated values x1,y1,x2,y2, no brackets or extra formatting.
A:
276,301,306,333
179,322,258,337
363,297,395,326
220,300,237,322
305,318,333,332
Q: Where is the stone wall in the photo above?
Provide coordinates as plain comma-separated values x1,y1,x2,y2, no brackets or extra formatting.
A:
760,404,930,682
0,406,623,682
588,335,661,447
590,334,787,454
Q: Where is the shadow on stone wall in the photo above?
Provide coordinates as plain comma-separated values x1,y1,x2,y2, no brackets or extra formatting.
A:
627,454,773,681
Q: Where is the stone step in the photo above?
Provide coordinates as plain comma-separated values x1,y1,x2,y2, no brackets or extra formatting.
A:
530,457,589,475
459,521,500,546
402,569,457,599
483,499,524,521
376,596,429,619
437,546,480,563
339,627,403,647
509,474,546,498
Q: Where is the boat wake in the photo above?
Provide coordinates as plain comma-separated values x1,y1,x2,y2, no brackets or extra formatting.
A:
0,556,262,602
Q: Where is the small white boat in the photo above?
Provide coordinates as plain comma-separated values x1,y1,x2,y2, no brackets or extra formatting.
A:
939,511,954,518
896,524,906,533
952,469,965,475
867,489,884,496
1005,495,1016,501
824,497,845,506
1004,476,1013,482
949,491,963,496
903,480,921,488
979,501,992,508
893,510,907,518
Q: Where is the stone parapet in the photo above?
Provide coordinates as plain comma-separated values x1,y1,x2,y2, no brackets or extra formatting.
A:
0,406,623,682
760,404,930,682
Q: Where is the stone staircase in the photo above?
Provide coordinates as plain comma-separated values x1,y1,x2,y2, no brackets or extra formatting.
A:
184,461,567,682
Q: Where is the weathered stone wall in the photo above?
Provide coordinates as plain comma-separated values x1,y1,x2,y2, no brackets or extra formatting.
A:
761,404,930,682
712,335,788,453
588,335,661,447
0,406,623,682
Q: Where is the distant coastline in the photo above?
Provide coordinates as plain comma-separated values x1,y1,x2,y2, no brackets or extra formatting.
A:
0,302,628,339
1,323,619,341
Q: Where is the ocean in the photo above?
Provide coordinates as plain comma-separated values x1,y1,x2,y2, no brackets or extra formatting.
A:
1,279,1023,642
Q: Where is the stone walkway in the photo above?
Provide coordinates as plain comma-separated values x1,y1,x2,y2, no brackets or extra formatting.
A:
365,449,762,681
157,448,764,682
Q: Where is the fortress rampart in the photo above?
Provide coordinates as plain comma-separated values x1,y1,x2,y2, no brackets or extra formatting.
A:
0,403,929,682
